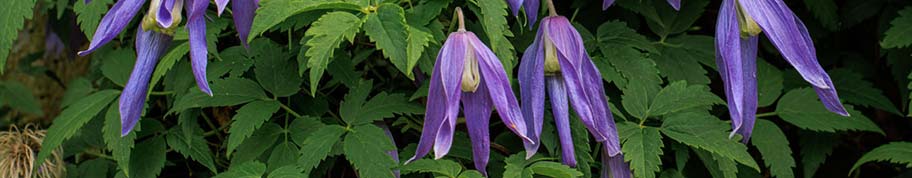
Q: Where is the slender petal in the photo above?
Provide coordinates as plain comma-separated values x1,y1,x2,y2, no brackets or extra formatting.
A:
467,32,531,143
78,0,147,56
156,0,183,29
120,28,172,136
216,0,230,16
375,121,400,178
666,0,681,10
186,0,212,95
523,0,540,25
519,26,545,159
603,0,616,10
601,148,631,178
507,0,524,17
463,80,493,176
716,0,759,142
407,32,467,163
548,76,576,167
231,0,258,48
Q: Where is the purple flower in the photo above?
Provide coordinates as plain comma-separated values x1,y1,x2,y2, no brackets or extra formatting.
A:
120,27,172,136
715,0,848,143
603,0,680,11
601,145,632,178
517,10,623,172
407,8,531,176
507,0,541,25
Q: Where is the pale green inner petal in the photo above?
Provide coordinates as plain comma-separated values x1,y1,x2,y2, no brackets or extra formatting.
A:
736,0,762,38
461,41,481,92
543,27,561,75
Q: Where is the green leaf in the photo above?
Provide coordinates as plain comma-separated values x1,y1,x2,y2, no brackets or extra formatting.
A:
99,48,137,86
596,20,659,89
344,124,398,178
255,43,302,97
661,112,760,171
406,27,432,78
406,0,453,26
648,81,723,117
268,165,306,178
503,153,536,178
166,127,218,173
268,141,300,172
298,125,346,174
851,142,912,173
597,20,659,54
569,116,594,178
694,149,739,178
170,78,268,113
0,81,44,115
617,122,663,178
149,42,191,93
528,162,583,178
75,159,114,178
776,88,883,134
622,0,708,37
799,132,837,178
73,0,111,38
757,60,784,107
401,159,464,177
829,69,902,115
226,99,281,156
340,80,423,125
289,117,327,146
249,0,362,42
882,7,912,48
363,4,411,76
129,136,168,178
214,161,267,178
37,90,119,167
471,0,516,74
302,11,362,95
327,54,362,88
751,120,796,178
61,78,95,108
0,0,36,73
803,0,839,30
231,123,283,164
102,102,136,176
652,41,711,85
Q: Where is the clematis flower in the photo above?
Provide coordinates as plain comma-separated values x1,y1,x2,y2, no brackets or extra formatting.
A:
518,1,627,175
601,146,631,178
407,8,531,176
715,0,848,143
77,0,258,136
119,26,173,136
603,0,680,11
507,0,540,25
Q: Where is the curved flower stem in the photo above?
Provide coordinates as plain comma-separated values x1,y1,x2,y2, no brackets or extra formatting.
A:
455,7,466,31
755,112,778,118
547,0,557,16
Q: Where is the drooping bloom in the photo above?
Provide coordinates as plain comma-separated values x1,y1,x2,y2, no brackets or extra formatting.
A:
120,26,173,136
603,0,680,11
77,0,258,136
407,8,531,176
517,3,627,177
715,0,848,143
507,0,540,25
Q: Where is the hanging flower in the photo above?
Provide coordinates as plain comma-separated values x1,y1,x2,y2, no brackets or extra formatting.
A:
715,0,848,143
406,8,532,176
518,2,627,177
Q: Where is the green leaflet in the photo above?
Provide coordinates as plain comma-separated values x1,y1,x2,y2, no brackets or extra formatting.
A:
851,142,912,173
36,90,120,168
226,100,281,157
339,80,423,125
0,81,44,116
0,0,36,73
344,124,398,178
471,0,516,75
618,122,664,178
249,0,363,43
214,161,267,178
298,124,346,174
751,120,796,178
661,112,760,171
302,11,362,95
363,4,411,77
776,88,884,134
102,102,136,176
882,7,912,48
170,78,269,113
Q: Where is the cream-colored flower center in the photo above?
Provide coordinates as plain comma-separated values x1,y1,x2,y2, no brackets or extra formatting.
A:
461,41,481,92
736,1,762,38
543,29,561,75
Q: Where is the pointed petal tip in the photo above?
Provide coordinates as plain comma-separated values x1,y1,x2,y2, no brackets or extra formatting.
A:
525,150,537,160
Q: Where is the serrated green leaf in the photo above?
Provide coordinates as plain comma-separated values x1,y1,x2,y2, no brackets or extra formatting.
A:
503,153,535,178
0,0,37,73
649,81,724,117
622,0,708,37
166,126,217,173
776,88,883,134
652,43,711,85
693,149,738,178
406,0,453,26
268,165,306,178
129,136,168,178
363,4,411,76
255,41,302,97
803,0,840,30
751,120,795,178
102,102,136,176
459,170,485,178
268,141,300,172
214,161,267,178
406,27,432,78
76,159,114,178
799,131,837,178
289,117,327,146
37,90,119,167
528,162,583,178
471,0,516,74
661,112,760,171
298,124,346,174
302,11,362,95
0,81,44,115
569,117,594,178
149,42,190,93
327,53,362,88
170,78,268,113
73,0,111,38
99,48,137,86
597,20,658,54
249,0,363,42
340,80,423,125
231,123,283,164
401,159,464,177
757,60,783,107
882,7,912,48
851,142,912,173
618,122,663,178
829,69,902,115
61,78,95,108
344,124,397,178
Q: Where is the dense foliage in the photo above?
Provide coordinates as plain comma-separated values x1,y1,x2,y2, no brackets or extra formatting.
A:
0,0,911,177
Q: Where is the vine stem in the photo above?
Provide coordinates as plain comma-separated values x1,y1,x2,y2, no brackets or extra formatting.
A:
455,7,466,31
756,112,778,118
278,102,304,118
547,0,557,16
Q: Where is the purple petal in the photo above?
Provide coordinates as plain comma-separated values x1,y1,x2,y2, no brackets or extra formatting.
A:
666,0,681,11
793,17,849,116
716,0,760,143
156,0,178,28
232,0,258,48
519,26,545,159
121,28,172,136
408,32,467,163
375,121,401,178
84,0,91,4
216,0,230,16
603,0,616,10
507,0,524,17
522,0,540,25
78,0,147,56
547,76,577,167
601,149,632,178
466,32,532,143
462,80,493,176
186,0,212,95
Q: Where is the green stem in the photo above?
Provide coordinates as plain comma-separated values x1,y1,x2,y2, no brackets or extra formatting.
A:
756,112,777,118
149,91,174,95
278,103,304,118
83,149,114,160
